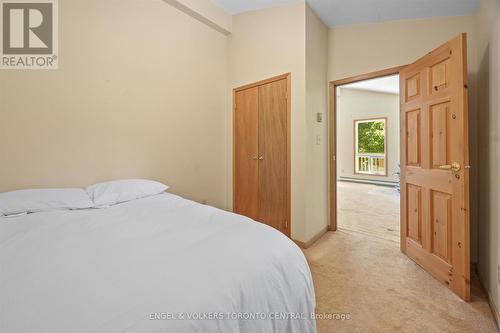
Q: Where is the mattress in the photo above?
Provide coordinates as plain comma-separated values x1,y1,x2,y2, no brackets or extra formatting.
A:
0,193,316,333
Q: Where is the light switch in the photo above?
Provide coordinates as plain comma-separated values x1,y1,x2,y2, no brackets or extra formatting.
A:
316,113,323,123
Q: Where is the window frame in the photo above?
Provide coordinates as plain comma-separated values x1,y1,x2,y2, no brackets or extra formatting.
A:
353,117,388,176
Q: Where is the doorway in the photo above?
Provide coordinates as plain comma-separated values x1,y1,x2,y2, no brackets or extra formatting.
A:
329,66,405,234
328,34,471,301
332,73,401,244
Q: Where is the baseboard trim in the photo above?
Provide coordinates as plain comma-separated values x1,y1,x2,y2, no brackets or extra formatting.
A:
293,226,328,249
478,270,500,330
292,239,306,248
487,291,500,330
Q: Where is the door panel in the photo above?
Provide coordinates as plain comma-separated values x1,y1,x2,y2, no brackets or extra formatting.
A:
430,190,452,262
406,109,421,166
406,184,423,245
429,53,451,96
400,34,470,300
405,73,421,102
430,102,450,168
258,79,288,235
234,87,259,221
430,58,450,94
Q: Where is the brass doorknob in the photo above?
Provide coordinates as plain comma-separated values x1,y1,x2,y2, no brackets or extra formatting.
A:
259,156,264,160
251,156,259,160
439,162,461,172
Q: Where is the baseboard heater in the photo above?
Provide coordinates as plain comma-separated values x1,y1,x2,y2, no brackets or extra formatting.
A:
338,177,398,187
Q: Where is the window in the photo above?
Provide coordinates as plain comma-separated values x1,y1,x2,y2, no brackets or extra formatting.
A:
354,118,387,175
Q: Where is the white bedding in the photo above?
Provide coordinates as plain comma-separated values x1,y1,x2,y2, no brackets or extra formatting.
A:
0,193,316,333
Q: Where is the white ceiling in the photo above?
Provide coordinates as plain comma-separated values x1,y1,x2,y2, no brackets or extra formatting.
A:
341,75,399,94
212,0,480,27
211,0,300,15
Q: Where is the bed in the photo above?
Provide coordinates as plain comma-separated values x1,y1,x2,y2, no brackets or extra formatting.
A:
0,192,316,333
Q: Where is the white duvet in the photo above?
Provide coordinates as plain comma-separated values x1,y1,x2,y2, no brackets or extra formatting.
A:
0,193,316,333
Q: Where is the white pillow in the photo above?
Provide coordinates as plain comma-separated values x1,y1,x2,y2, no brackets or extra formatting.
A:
0,188,94,216
86,179,168,207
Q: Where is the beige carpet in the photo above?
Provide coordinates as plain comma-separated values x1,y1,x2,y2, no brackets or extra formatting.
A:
303,181,498,333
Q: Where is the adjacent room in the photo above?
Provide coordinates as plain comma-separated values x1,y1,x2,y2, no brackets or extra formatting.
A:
1,0,499,332
335,75,400,244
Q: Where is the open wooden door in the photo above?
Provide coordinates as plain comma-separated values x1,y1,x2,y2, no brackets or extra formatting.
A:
400,34,470,300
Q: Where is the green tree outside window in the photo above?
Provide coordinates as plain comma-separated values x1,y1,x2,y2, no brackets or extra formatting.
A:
357,120,385,154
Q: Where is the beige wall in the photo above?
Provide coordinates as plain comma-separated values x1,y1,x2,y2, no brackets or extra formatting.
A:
0,0,228,208
227,2,308,241
328,15,478,81
477,0,500,321
305,5,329,241
327,15,480,262
337,88,400,183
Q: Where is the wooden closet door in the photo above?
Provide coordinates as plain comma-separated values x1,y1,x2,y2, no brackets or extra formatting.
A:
234,87,259,221
258,79,289,235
